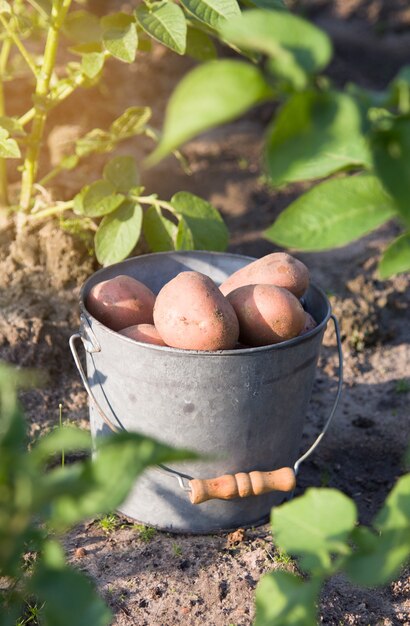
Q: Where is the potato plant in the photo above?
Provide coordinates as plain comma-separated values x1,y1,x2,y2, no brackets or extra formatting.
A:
151,7,410,278
0,0,248,265
0,363,192,625
254,478,410,625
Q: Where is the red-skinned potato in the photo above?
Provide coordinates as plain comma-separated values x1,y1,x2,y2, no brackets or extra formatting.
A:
220,253,309,299
299,312,317,336
119,324,167,346
153,271,239,351
227,284,305,346
86,275,155,331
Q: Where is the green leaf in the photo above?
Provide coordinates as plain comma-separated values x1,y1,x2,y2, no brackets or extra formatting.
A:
142,206,177,252
265,90,371,185
109,106,151,138
0,128,20,158
136,2,187,55
186,26,217,61
255,571,320,626
81,51,105,78
0,116,25,136
372,116,410,226
149,60,271,163
175,216,195,250
32,427,91,464
95,200,142,265
103,156,139,193
265,175,397,251
42,431,195,527
75,128,113,157
345,475,410,586
221,9,332,88
63,10,102,44
78,180,125,218
180,0,240,29
101,12,138,63
0,1,11,15
272,488,357,573
171,191,228,251
60,154,80,170
30,541,111,626
388,66,410,114
379,232,410,278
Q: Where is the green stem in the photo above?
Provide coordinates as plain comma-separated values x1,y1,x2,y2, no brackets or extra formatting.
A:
0,38,11,207
29,200,73,220
0,14,37,77
137,195,176,213
19,0,73,212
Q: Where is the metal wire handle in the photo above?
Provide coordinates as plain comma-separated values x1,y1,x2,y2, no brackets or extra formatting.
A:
293,314,343,475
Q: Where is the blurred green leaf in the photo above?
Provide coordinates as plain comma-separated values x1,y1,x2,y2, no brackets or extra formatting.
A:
109,106,151,138
0,116,25,136
149,60,271,163
181,0,240,29
77,180,125,218
95,200,142,265
63,10,102,44
0,128,20,158
0,1,11,15
136,2,187,55
75,128,113,157
171,191,228,251
265,175,397,251
221,9,332,88
186,26,217,61
32,427,91,464
41,431,195,527
81,51,105,78
143,205,177,251
372,116,410,226
388,66,410,114
255,571,320,626
103,156,139,193
175,216,195,250
271,488,357,573
266,90,371,185
346,477,410,587
379,232,410,278
30,540,111,626
101,12,138,63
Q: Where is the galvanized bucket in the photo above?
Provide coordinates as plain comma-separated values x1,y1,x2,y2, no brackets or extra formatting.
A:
70,251,343,533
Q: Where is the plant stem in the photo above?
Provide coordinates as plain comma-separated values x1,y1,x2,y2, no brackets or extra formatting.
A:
19,0,73,212
59,403,64,468
0,14,37,78
137,195,176,213
29,200,73,220
0,38,11,207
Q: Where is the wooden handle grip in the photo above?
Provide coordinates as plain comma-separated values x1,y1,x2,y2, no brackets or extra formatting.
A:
189,467,296,505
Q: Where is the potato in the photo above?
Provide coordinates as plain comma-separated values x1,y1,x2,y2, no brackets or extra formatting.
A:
299,312,317,336
227,284,305,346
86,274,155,331
220,252,309,299
119,323,167,346
153,271,239,351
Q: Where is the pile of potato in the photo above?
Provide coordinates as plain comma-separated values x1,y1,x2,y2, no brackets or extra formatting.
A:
86,253,317,351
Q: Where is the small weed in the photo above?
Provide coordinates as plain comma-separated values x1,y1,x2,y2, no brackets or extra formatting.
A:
134,524,156,542
395,379,410,394
237,157,249,170
320,468,331,487
275,549,293,566
172,542,183,557
15,601,44,625
98,514,119,534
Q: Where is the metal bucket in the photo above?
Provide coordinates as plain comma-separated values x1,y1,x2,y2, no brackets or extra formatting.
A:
70,251,342,533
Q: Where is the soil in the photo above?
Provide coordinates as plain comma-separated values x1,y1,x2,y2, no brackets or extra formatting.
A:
1,1,410,624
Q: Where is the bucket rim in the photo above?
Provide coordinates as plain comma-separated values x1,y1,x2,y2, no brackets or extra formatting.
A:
79,250,332,356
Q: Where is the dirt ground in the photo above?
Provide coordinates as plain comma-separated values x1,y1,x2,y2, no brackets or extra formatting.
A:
1,0,410,624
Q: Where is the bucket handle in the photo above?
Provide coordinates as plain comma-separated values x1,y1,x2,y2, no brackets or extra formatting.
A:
293,313,343,475
69,313,343,505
